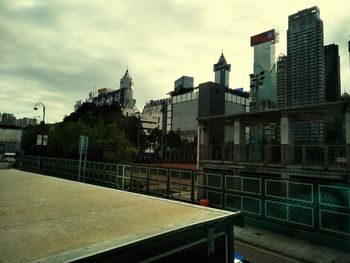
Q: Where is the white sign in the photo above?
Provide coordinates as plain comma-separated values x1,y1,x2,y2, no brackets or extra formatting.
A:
36,135,48,146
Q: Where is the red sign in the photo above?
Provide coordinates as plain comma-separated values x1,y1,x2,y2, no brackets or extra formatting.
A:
250,29,276,47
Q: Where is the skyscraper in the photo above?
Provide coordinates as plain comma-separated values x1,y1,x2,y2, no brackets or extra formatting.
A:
287,6,325,106
324,44,341,102
276,54,288,108
213,53,231,88
250,29,278,106
287,6,325,143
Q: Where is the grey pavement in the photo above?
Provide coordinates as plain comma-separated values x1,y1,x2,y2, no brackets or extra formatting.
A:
234,225,350,263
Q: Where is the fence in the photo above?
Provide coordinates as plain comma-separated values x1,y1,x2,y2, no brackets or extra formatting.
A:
199,144,350,170
18,155,350,241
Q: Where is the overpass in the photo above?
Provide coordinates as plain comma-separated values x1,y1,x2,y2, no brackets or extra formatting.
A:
197,100,350,177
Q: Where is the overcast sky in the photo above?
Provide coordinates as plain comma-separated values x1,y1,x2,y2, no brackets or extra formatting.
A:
1,0,349,123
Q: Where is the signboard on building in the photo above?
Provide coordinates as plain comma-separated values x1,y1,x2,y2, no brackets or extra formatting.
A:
36,135,48,146
148,99,167,106
98,87,108,94
250,29,277,47
92,90,124,107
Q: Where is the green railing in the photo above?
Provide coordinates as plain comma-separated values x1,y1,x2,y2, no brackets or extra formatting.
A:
18,155,350,241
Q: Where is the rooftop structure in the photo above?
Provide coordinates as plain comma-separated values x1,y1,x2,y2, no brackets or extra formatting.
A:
0,169,239,262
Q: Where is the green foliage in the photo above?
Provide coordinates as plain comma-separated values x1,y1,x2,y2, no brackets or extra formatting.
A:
22,103,140,162
164,131,182,149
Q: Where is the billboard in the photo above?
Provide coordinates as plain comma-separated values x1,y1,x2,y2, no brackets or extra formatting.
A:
250,29,276,47
92,90,124,107
98,87,108,94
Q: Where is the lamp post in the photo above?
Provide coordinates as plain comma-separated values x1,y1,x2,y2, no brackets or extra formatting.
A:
249,71,265,161
249,71,265,112
33,102,46,147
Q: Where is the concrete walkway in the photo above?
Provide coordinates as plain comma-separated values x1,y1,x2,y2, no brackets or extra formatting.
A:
235,225,350,263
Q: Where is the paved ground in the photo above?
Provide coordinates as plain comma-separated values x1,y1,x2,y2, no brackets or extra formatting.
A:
234,225,350,263
235,240,300,263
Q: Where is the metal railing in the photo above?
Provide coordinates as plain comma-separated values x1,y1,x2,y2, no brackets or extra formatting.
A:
18,155,350,241
199,144,349,170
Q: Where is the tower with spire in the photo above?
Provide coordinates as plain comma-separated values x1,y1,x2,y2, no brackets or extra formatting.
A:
213,52,231,88
119,68,136,108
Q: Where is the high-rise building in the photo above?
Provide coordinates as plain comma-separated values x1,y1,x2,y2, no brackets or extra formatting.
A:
213,53,231,88
276,54,288,108
16,118,37,127
287,6,325,106
324,44,341,102
0,113,16,126
287,6,325,143
250,29,278,106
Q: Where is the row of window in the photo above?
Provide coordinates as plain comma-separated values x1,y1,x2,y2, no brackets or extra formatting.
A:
171,91,249,106
225,93,249,105
172,92,199,104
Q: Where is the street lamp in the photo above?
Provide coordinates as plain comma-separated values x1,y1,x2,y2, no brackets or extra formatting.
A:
249,71,265,112
249,71,265,161
33,102,46,147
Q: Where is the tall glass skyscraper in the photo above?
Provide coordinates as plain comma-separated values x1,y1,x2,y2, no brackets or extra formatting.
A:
287,6,325,143
213,53,231,88
250,29,278,106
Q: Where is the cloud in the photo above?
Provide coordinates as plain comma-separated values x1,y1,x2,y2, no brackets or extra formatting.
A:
0,0,349,122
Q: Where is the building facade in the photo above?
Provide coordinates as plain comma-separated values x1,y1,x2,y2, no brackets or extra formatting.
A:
76,68,137,116
276,54,288,109
287,6,325,143
213,53,231,88
166,82,249,142
0,113,16,126
142,99,166,131
0,127,22,154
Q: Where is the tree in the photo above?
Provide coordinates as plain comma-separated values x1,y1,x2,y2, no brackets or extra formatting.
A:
164,131,182,150
22,103,141,162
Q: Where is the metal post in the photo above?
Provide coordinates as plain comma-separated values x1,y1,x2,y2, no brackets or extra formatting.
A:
191,171,195,203
78,141,83,182
137,120,141,158
302,145,306,167
225,224,233,263
41,106,45,147
34,102,46,171
83,138,88,182
323,145,328,169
